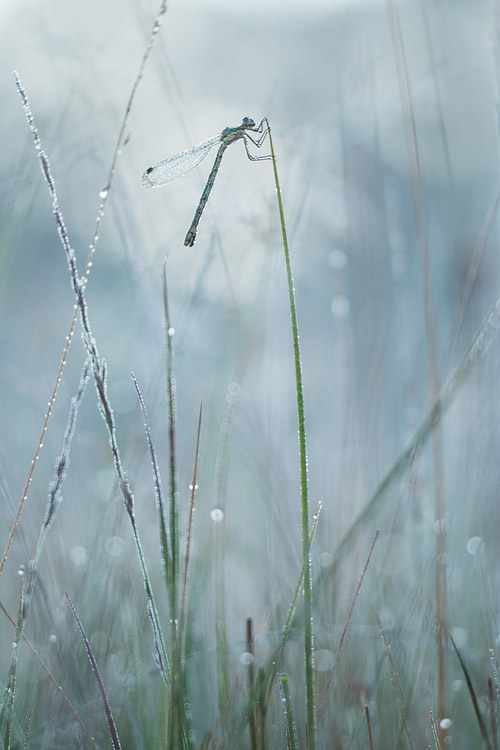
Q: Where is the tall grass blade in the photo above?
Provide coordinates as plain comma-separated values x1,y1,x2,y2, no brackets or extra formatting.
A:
247,618,257,750
180,403,202,655
330,288,500,573
130,373,171,687
162,262,179,627
279,674,298,750
376,613,414,750
2,2,168,577
489,677,498,750
450,634,492,749
212,382,242,716
0,601,97,748
316,531,379,725
1,571,24,749
266,120,316,750
364,705,375,750
65,593,122,750
225,502,321,750
386,2,447,737
15,70,172,700
1,358,91,748
428,706,441,750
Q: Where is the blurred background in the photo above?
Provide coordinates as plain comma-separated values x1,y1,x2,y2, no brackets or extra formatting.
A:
1,0,500,745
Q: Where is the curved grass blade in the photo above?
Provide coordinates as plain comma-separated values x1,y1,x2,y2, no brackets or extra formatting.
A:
450,634,492,749
65,593,122,750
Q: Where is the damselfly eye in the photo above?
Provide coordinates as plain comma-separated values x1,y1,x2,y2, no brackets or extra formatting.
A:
242,116,255,128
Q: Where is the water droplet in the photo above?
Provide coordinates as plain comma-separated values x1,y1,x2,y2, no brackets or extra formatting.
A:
211,508,224,523
48,634,57,643
240,652,254,666
105,536,125,558
320,552,333,568
70,546,88,567
440,718,452,729
314,649,334,672
328,249,347,269
99,187,109,199
331,295,350,318
466,536,484,555
168,327,175,337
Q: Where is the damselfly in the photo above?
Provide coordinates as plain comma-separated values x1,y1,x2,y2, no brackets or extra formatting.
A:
142,117,270,247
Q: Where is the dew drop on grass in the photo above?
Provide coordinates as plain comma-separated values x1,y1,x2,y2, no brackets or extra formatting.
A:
99,187,109,199
240,652,254,666
314,649,334,672
168,327,175,337
320,552,333,568
331,295,350,318
48,634,57,644
211,508,224,523
105,535,125,557
70,546,88,567
328,249,347,269
440,718,452,729
466,536,484,555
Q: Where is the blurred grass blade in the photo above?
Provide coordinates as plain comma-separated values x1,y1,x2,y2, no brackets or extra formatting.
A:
247,618,257,750
180,403,203,653
162,261,179,628
316,531,379,725
65,592,122,750
0,601,97,748
1,571,24,749
376,613,414,750
331,289,500,574
364,705,375,750
450,634,492,749
488,677,498,750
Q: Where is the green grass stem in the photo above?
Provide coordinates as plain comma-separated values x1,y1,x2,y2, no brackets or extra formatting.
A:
267,120,316,750
280,674,298,750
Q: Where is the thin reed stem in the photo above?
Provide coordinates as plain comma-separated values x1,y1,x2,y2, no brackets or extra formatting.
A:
280,674,298,750
376,613,414,750
429,706,441,750
267,120,316,750
364,705,375,750
316,532,379,725
386,1,447,740
65,593,122,750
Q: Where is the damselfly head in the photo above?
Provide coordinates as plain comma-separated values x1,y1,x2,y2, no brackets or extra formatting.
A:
242,117,255,128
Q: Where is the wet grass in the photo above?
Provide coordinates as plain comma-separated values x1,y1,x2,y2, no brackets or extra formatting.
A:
2,1,500,748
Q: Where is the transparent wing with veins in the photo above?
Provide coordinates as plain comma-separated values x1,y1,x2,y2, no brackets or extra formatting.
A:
141,133,222,188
